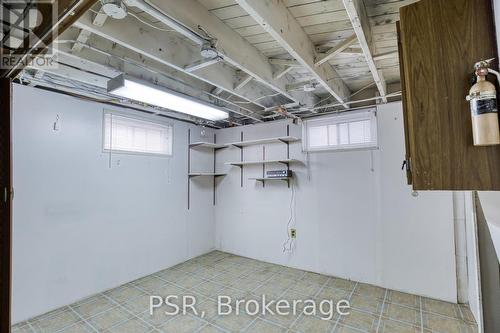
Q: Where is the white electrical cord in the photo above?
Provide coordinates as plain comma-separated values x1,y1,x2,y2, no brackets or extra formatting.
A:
282,179,296,253
89,8,174,32
128,12,175,32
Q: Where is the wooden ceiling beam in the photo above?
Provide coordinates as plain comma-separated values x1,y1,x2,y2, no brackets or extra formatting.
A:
273,66,294,80
315,34,358,66
342,0,387,102
126,0,314,107
91,8,108,27
235,75,253,90
73,12,271,112
236,0,351,108
268,58,301,67
373,50,399,61
184,58,223,73
343,47,364,55
71,29,91,52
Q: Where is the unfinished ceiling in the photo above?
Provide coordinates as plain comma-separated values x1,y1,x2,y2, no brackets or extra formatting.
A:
5,0,417,127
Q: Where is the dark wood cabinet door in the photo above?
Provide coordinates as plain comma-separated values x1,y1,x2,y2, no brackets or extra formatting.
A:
0,79,12,332
397,21,413,185
399,0,500,190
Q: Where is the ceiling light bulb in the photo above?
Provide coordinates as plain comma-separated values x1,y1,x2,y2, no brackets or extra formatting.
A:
101,0,127,19
200,41,218,59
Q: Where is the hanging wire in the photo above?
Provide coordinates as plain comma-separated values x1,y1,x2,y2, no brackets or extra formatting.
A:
282,179,296,253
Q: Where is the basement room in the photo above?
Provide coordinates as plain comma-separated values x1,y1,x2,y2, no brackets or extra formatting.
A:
1,0,500,332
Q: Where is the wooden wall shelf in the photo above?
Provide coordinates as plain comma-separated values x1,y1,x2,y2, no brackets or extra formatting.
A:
225,159,301,167
189,142,228,149
228,136,300,148
187,132,224,209
188,173,227,178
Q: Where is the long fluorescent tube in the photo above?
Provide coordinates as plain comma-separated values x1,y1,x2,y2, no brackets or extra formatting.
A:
107,75,228,121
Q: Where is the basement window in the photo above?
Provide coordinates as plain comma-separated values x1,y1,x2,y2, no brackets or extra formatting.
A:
303,109,378,152
103,113,173,156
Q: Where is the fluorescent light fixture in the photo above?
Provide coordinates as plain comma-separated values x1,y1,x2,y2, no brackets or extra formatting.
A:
107,75,228,121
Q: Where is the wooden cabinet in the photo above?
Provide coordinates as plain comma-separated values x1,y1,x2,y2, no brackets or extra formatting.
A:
396,21,412,185
398,0,500,190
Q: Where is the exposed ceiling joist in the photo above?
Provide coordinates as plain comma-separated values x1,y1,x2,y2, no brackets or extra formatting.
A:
125,0,204,45
343,47,364,55
236,0,350,108
71,29,91,52
57,32,208,90
184,57,223,73
373,51,399,61
268,59,301,67
50,47,263,123
212,87,224,95
342,0,387,102
56,31,264,122
286,80,315,92
273,66,293,80
315,34,358,66
74,12,272,112
92,8,108,27
126,0,310,106
235,75,253,90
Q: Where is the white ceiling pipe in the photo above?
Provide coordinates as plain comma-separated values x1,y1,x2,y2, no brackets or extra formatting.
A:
124,0,207,45
311,91,401,111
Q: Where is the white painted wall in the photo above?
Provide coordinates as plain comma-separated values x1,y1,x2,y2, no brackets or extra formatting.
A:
477,192,500,261
12,87,461,323
453,192,469,303
12,85,216,323
494,0,500,56
464,192,483,331
214,102,458,302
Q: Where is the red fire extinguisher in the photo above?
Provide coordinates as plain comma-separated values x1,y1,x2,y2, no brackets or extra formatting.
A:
466,59,500,146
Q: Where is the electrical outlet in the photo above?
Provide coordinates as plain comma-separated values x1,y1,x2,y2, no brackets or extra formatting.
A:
290,229,297,238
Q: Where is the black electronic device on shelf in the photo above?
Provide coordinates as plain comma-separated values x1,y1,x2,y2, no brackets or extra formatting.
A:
266,170,292,178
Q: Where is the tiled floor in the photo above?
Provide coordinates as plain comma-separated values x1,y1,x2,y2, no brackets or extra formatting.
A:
13,251,477,333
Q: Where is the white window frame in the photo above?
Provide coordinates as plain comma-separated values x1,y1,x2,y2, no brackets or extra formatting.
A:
102,111,173,157
302,109,378,152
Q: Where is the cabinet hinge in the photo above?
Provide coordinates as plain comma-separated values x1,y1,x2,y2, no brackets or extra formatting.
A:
3,187,13,203
402,158,412,172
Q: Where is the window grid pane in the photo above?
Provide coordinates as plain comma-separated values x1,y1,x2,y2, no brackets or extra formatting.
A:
339,123,349,145
305,111,377,151
327,124,338,146
104,114,172,156
308,125,328,148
